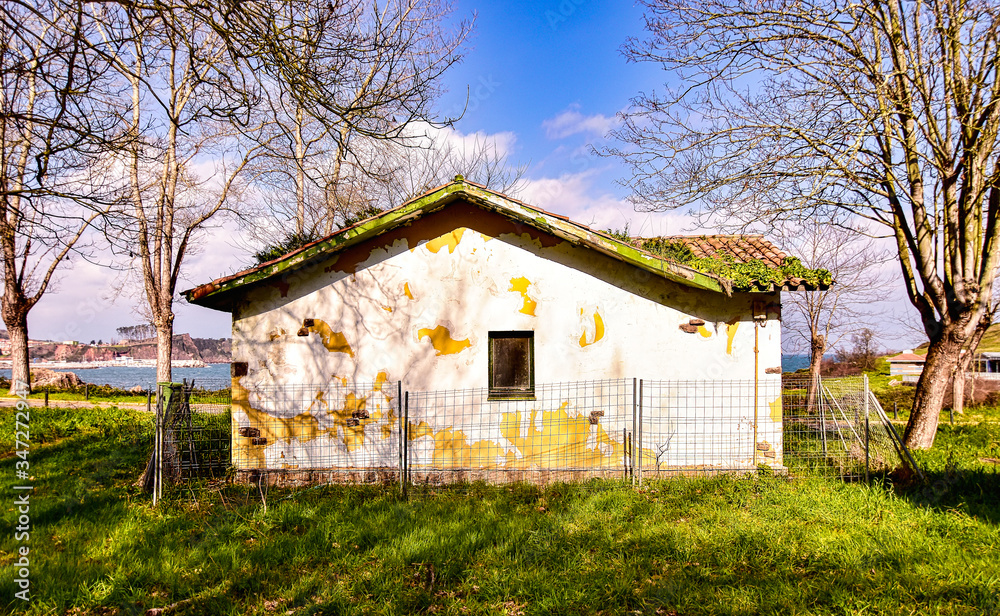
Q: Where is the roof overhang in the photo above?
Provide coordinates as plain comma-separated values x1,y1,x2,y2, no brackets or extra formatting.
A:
183,179,734,312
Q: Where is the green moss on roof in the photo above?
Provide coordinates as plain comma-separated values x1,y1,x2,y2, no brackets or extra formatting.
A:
634,238,832,292
184,180,826,311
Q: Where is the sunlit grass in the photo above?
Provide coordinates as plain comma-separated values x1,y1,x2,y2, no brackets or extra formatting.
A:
1,406,998,615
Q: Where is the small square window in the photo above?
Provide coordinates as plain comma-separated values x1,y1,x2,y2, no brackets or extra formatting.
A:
489,331,534,399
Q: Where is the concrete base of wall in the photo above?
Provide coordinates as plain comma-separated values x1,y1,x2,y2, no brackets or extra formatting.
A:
233,464,787,487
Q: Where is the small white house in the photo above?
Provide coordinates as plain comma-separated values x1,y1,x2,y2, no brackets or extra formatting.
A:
887,350,926,382
185,179,827,481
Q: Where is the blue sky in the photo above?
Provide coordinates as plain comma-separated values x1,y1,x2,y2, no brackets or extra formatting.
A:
24,1,918,352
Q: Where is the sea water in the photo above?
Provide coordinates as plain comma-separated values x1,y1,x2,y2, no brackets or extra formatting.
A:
3,356,815,388
0,362,231,389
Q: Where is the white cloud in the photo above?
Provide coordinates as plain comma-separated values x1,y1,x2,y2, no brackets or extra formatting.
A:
519,170,693,236
403,121,518,160
541,105,620,140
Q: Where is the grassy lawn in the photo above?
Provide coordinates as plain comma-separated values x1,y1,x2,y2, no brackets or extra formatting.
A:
1,407,998,615
0,388,229,406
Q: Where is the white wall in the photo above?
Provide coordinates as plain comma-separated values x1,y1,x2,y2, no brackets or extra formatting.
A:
228,201,783,472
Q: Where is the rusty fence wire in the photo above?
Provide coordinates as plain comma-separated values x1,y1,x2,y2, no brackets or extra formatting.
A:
154,375,921,500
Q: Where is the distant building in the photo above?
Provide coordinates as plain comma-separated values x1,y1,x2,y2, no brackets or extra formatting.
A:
972,352,1000,377
888,348,1000,383
887,350,925,382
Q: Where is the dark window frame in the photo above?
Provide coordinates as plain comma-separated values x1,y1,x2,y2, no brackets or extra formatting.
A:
488,331,535,400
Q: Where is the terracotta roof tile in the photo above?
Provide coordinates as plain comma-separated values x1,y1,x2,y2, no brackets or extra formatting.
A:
640,234,788,268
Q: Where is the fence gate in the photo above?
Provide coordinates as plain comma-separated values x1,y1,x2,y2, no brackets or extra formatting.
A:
152,380,232,505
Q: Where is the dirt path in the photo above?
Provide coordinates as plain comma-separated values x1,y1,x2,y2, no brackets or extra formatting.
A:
0,397,152,411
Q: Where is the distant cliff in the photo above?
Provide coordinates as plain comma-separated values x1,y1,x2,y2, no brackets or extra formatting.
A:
24,334,231,363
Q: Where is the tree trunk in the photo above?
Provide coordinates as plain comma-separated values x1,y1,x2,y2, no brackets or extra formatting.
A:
4,313,31,395
806,334,825,414
953,359,965,417
905,329,966,449
156,321,173,384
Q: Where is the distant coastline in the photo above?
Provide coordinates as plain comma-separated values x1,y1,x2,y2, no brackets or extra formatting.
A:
0,358,211,369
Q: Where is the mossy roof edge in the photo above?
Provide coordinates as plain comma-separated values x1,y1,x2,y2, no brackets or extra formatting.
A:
182,179,732,310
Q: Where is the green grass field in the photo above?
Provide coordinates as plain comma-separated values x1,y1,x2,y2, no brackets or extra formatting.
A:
1,406,998,615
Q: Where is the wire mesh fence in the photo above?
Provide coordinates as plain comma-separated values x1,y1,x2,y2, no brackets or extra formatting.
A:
639,378,784,479
230,379,402,486
152,375,921,499
781,375,920,481
151,379,232,503
405,379,634,486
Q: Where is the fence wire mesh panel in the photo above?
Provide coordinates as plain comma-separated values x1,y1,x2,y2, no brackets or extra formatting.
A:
231,379,402,486
781,375,917,480
154,380,232,497
405,379,634,487
150,374,924,499
638,378,784,477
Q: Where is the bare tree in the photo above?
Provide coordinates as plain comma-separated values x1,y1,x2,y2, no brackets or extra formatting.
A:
0,0,119,392
245,127,525,264
375,127,526,207
246,0,474,243
778,220,892,409
835,328,881,373
606,0,1000,448
96,5,265,383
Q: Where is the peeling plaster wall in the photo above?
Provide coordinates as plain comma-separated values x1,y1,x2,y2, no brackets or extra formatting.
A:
229,201,783,472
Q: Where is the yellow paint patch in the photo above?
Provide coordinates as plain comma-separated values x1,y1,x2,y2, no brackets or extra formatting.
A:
406,401,639,471
305,320,355,357
697,325,712,338
231,377,326,468
726,321,740,355
430,428,504,468
508,277,537,316
769,397,783,423
479,232,493,242
231,374,404,467
424,228,466,254
382,305,393,313
374,371,390,393
408,421,434,441
403,282,414,300
579,310,606,347
327,393,369,452
418,325,472,355
498,403,625,469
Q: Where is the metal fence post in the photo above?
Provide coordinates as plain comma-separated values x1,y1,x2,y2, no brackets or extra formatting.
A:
638,379,644,487
818,377,828,457
623,428,628,481
864,374,870,484
153,383,162,506
630,431,635,483
631,379,637,487
403,391,410,498
397,381,403,496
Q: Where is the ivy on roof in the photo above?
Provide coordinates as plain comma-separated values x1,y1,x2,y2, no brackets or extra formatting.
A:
632,237,831,291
